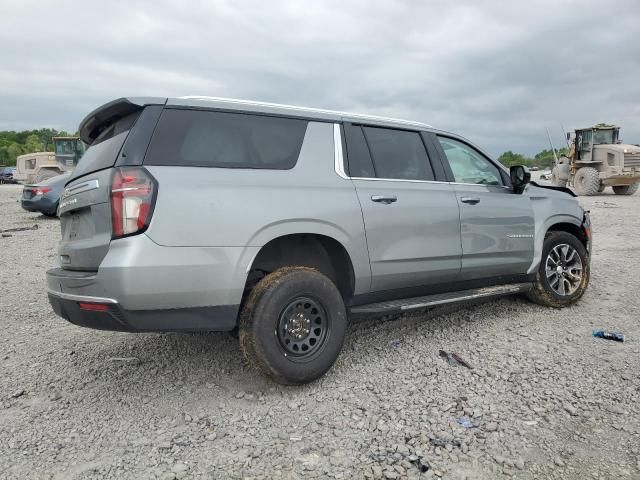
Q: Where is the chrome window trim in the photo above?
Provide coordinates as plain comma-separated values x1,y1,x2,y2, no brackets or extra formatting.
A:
333,124,349,179
333,123,514,189
350,176,449,185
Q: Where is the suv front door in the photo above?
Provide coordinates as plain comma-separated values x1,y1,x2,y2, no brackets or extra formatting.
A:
435,136,534,281
344,124,462,293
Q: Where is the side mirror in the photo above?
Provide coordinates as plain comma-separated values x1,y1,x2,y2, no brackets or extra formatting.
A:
510,165,531,194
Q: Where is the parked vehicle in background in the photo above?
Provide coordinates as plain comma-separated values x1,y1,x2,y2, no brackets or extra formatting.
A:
0,166,17,184
46,97,592,385
552,124,640,195
530,166,540,171
540,170,552,180
14,137,85,184
21,173,70,217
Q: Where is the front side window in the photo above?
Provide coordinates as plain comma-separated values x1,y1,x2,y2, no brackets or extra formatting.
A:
362,126,434,181
438,137,502,186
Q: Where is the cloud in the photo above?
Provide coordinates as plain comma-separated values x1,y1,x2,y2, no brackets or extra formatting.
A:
1,0,639,155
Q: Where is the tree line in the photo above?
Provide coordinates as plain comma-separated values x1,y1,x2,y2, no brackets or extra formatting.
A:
0,128,76,166
497,147,568,169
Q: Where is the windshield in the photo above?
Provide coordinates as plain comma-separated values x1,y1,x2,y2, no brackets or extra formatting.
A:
55,140,76,155
593,129,616,145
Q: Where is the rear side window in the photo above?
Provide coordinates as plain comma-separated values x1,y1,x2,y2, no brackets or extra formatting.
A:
145,109,308,169
362,126,434,181
344,124,375,177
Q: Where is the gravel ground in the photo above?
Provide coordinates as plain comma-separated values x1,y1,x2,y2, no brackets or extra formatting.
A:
1,181,639,480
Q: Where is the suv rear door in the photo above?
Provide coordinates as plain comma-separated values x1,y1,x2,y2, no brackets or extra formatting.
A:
344,123,462,293
434,136,534,281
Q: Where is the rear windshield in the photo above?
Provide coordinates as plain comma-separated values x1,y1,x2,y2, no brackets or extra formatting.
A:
144,109,308,169
69,111,140,180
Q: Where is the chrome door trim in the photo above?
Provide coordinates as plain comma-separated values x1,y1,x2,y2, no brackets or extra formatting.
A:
333,123,349,179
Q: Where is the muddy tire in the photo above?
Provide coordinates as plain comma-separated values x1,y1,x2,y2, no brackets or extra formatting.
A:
573,167,600,196
34,170,58,183
239,266,347,385
526,231,590,308
551,167,567,187
612,184,639,196
597,184,605,193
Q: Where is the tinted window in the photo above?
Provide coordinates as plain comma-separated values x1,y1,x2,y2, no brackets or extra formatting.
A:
362,127,434,181
438,137,503,186
70,111,140,181
344,124,375,177
145,109,308,169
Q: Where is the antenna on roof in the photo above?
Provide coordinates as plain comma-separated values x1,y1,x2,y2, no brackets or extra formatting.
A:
546,127,559,163
560,123,570,149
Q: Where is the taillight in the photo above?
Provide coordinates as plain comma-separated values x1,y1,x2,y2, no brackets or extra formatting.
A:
33,187,51,196
110,167,157,239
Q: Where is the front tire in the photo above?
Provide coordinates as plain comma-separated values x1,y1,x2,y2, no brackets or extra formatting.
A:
526,231,590,308
612,184,639,196
239,266,347,385
573,167,600,196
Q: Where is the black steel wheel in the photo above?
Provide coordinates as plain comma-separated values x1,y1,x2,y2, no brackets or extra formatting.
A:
239,266,347,384
277,296,329,359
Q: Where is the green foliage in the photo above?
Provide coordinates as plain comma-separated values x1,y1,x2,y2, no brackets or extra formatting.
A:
0,128,75,166
497,147,569,169
497,151,532,167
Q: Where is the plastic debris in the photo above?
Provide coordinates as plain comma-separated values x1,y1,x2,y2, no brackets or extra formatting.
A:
439,350,473,369
450,352,473,369
592,329,624,342
458,416,475,429
0,224,38,233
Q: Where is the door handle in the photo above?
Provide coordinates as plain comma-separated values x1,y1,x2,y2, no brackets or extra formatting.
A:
460,197,480,205
371,195,397,204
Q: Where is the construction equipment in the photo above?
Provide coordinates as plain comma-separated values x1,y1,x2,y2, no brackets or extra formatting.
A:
551,124,640,195
14,136,85,184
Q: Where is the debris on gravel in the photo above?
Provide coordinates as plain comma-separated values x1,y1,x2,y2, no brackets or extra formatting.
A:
1,183,639,479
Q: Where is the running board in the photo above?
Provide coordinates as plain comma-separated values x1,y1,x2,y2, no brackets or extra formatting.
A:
349,283,533,316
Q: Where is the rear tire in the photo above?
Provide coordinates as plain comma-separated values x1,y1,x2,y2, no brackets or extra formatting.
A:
239,266,347,385
551,167,567,187
573,167,600,196
612,184,639,196
526,231,590,308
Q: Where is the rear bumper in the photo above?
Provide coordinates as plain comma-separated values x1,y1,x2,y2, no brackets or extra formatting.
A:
21,196,58,215
47,289,238,332
45,234,257,332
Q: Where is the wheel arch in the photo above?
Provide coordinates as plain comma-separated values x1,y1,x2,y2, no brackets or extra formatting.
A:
244,232,357,302
528,214,585,275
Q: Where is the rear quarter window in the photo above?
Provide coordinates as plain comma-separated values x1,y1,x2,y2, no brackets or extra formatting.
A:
70,111,140,180
144,109,308,169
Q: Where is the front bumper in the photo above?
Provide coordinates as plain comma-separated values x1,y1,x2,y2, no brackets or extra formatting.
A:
583,211,593,254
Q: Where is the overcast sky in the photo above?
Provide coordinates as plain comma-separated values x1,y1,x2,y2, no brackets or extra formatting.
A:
2,0,639,156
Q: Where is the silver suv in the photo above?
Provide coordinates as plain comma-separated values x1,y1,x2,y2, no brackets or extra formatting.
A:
47,97,592,384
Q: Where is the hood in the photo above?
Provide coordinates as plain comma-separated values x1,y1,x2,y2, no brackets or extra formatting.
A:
597,143,640,154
